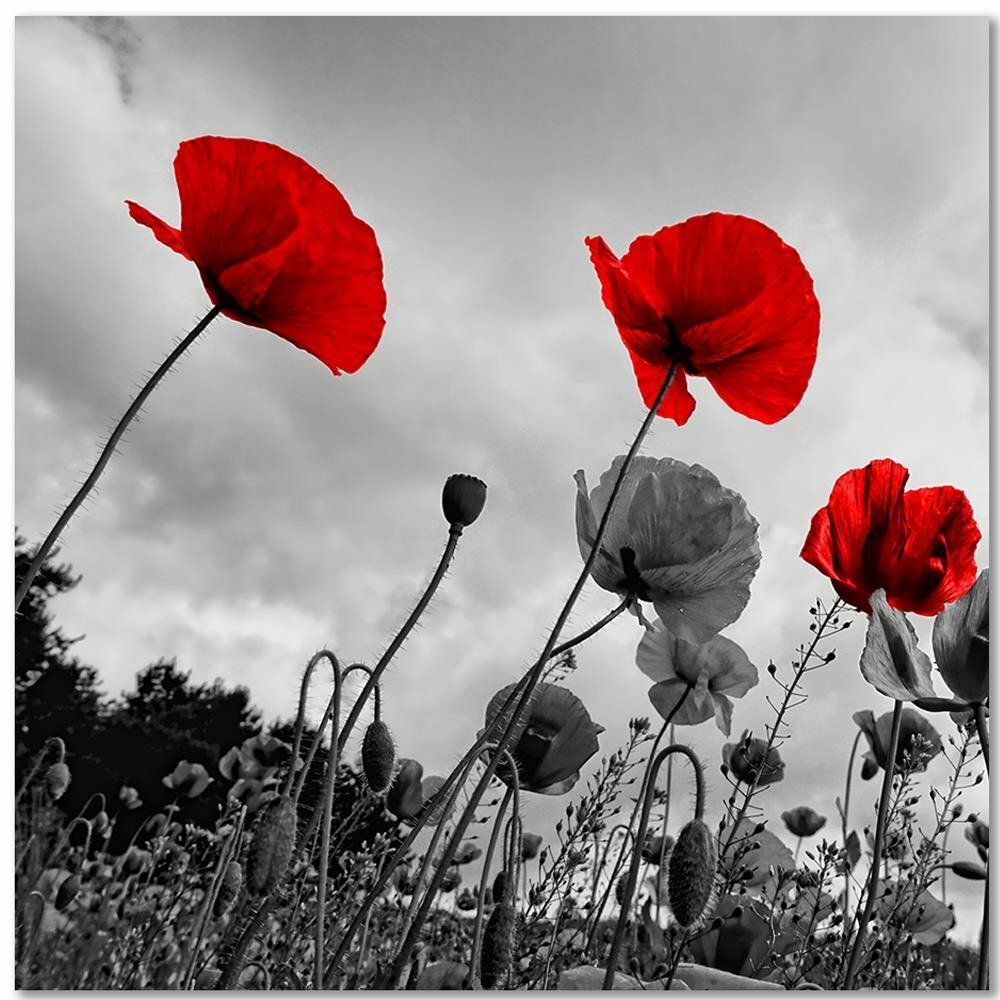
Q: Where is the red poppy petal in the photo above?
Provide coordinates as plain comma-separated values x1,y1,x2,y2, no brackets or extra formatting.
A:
173,137,301,280
800,459,910,612
586,235,671,364
628,354,697,425
890,486,980,614
125,200,191,260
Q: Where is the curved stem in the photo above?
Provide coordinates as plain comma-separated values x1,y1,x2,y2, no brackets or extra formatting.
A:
313,653,343,990
323,584,635,980
978,860,990,989
603,741,703,989
549,598,632,660
973,702,990,775
383,363,680,982
337,526,464,754
841,728,863,917
15,305,221,612
842,698,903,990
469,784,515,986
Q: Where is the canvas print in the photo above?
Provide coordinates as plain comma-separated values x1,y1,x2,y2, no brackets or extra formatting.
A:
14,15,989,991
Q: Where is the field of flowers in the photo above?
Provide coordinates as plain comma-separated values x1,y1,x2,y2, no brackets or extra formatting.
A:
15,136,989,990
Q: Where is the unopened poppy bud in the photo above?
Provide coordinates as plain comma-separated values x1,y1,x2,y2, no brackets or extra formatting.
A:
667,818,718,929
480,902,516,989
492,870,507,901
44,762,71,800
92,811,111,836
55,873,80,911
361,718,396,795
615,874,630,907
248,795,297,896
442,474,487,528
214,861,243,917
952,861,988,881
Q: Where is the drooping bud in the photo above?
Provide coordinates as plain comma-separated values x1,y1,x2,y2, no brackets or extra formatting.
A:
492,869,507,902
55,873,80,911
442,474,487,529
213,861,243,917
247,795,297,896
44,762,71,800
667,818,718,929
480,902,516,989
362,719,396,795
615,874,630,907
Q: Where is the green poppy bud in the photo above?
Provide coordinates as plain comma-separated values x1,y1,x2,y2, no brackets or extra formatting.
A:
480,902,516,989
44,762,71,800
248,795,297,896
667,818,718,929
362,719,396,795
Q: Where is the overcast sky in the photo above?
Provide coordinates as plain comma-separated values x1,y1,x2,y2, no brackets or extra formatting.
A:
15,16,988,940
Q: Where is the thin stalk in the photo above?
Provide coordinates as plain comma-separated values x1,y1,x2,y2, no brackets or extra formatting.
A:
842,698,903,989
322,598,632,980
469,785,515,986
384,363,680,982
979,861,989,990
973,702,990,775
15,305,221,612
841,728,863,917
337,525,464,754
603,740,704,989
313,653,343,990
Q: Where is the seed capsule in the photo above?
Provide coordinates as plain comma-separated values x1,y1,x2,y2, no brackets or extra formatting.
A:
247,795,297,896
442,474,487,528
667,818,717,929
55,873,80,911
362,719,396,795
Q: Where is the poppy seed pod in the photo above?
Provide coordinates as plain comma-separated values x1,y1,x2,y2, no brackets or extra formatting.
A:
480,902,517,989
362,719,396,795
442,474,487,528
44,762,71,800
55,873,80,911
213,861,243,918
667,818,718,929
248,795,297,896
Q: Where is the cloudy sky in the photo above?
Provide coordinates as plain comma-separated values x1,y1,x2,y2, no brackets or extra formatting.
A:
15,16,988,940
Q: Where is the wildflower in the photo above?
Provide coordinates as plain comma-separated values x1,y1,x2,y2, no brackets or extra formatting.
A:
456,888,478,911
965,817,989,863
442,474,488,529
640,833,675,863
386,758,426,820
127,136,386,376
801,459,980,615
933,568,989,704
118,785,142,810
482,682,603,795
162,760,213,798
859,590,936,701
638,618,758,734
239,733,293,769
781,806,826,838
44,762,71,800
667,818,718,928
453,841,483,865
852,708,942,779
585,213,820,425
721,731,784,787
575,456,760,644
520,832,543,861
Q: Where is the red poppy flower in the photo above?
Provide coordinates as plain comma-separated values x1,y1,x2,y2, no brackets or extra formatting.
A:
585,213,820,425
801,459,980,615
127,136,386,375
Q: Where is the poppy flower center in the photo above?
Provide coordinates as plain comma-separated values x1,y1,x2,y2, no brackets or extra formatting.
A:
662,316,701,375
618,546,652,599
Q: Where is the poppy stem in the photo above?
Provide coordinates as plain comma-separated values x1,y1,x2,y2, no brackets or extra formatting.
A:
336,525,464,755
14,304,222,613
373,363,681,982
313,653,343,991
840,727,863,918
603,739,702,989
842,698,903,990
972,702,990,775
469,784,515,986
978,860,989,989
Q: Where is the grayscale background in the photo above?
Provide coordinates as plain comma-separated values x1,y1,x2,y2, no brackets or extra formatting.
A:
15,16,989,938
